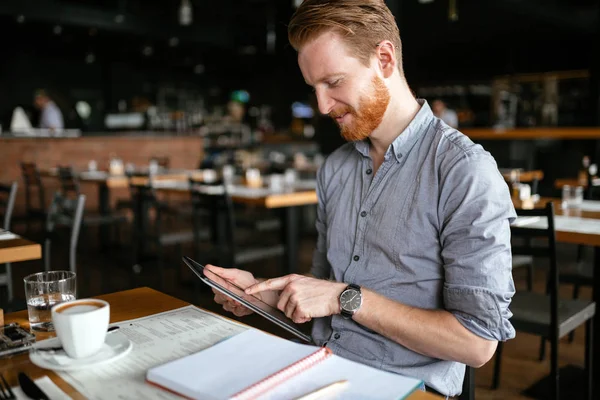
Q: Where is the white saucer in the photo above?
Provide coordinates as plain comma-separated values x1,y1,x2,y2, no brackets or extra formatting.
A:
29,332,132,371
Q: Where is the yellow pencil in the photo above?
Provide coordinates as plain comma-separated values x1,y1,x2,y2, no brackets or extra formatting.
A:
293,380,349,400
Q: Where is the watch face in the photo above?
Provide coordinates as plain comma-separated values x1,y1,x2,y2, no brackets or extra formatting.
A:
340,289,361,312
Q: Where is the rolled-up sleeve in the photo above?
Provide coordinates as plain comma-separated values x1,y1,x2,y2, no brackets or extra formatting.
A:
311,165,331,279
439,150,516,341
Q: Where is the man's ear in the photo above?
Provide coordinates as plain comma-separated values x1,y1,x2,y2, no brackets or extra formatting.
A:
375,40,397,79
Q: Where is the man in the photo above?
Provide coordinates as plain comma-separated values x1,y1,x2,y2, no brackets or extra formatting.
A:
207,0,515,396
34,89,64,130
432,98,459,128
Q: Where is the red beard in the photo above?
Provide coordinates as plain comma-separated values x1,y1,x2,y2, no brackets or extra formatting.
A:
329,75,391,142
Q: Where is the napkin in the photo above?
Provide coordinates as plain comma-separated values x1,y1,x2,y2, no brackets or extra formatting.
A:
0,231,19,241
10,376,72,400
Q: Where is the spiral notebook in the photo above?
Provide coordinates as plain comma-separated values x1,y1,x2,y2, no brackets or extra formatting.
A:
146,329,422,400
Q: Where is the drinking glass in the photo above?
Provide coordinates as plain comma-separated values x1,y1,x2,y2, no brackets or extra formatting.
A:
24,271,77,331
562,185,584,209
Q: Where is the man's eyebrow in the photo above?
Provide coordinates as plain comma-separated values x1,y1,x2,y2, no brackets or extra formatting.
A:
305,74,344,86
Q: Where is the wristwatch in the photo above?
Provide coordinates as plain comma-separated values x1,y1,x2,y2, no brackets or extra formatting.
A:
339,284,362,319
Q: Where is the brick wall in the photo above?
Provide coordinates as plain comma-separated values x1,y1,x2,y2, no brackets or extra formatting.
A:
0,135,203,214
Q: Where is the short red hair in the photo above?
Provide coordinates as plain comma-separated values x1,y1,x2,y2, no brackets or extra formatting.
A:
288,0,403,72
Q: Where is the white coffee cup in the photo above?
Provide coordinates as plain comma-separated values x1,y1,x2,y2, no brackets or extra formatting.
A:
52,299,110,359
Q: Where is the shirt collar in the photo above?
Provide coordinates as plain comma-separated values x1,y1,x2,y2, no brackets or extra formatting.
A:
353,99,434,162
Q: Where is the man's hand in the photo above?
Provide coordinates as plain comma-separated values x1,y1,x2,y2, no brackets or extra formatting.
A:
205,265,277,317
245,274,347,323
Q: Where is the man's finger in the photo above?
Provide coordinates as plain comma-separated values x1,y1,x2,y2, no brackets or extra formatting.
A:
205,265,240,281
285,294,298,320
293,309,310,324
277,287,293,312
246,275,299,294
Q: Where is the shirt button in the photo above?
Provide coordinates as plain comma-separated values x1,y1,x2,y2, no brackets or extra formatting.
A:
353,255,360,261
366,169,372,175
360,211,367,217
334,333,341,340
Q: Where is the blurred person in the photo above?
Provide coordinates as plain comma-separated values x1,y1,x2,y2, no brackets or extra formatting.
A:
432,98,459,128
34,89,64,130
206,1,515,397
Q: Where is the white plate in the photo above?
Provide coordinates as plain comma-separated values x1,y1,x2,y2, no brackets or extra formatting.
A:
29,332,132,371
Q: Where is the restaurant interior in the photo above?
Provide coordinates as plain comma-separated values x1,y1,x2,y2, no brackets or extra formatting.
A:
1,0,600,399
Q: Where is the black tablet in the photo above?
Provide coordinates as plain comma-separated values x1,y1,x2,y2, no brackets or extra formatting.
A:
182,256,312,343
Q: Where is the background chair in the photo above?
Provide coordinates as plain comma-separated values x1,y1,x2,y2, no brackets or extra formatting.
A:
0,182,18,307
189,177,284,270
57,165,127,248
44,192,86,274
492,202,595,400
129,177,198,289
20,162,47,232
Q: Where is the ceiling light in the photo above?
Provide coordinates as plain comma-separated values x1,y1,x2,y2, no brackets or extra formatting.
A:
85,53,96,64
179,0,193,26
16,15,25,23
53,25,62,35
169,37,179,47
114,14,125,24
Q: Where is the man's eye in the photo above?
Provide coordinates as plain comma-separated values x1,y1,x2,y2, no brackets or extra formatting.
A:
329,80,341,88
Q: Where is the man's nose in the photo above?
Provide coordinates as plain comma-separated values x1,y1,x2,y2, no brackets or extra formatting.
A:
315,88,335,115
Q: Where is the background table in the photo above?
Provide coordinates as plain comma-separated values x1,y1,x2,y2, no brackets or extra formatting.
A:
0,234,41,264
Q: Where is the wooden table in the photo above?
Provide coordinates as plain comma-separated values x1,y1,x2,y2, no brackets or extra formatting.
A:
0,234,41,264
155,181,318,274
0,287,441,400
500,169,544,183
463,127,600,140
554,177,600,189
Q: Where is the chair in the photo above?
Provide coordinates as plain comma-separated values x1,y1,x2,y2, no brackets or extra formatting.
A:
458,366,474,400
20,162,47,231
558,263,593,344
189,177,284,269
44,192,86,274
129,178,199,289
56,166,127,246
0,182,18,305
491,202,595,400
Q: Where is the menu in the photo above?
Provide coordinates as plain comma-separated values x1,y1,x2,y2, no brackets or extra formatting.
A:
57,306,248,399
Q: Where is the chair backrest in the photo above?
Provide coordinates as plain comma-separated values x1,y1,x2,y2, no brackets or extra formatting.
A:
126,171,163,236
45,192,86,273
57,166,81,198
511,202,558,334
189,177,237,265
20,162,46,212
458,365,474,400
0,182,18,230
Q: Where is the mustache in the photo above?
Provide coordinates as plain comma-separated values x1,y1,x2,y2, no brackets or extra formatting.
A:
329,107,354,119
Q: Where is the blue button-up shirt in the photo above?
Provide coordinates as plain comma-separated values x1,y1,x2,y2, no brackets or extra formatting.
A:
311,100,516,396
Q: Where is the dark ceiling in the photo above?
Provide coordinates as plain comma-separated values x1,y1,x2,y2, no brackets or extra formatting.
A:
0,0,598,129
0,1,598,97
1,0,598,63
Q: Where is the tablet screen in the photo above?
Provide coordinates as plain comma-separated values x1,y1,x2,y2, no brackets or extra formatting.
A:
183,257,312,342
